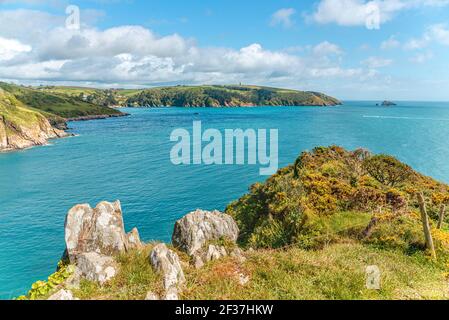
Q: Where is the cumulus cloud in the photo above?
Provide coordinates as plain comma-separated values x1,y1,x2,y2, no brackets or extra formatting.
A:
0,37,31,61
309,0,449,27
270,8,296,28
404,24,449,50
0,8,382,88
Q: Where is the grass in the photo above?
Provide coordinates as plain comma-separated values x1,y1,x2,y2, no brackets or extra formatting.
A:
70,241,448,300
182,242,448,300
0,82,123,119
73,245,163,300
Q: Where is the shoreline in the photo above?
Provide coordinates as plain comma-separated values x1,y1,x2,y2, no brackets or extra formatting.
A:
66,113,130,122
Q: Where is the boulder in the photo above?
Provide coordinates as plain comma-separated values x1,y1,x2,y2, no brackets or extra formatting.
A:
150,243,185,290
64,200,139,262
172,209,239,256
126,227,143,250
47,289,78,301
76,252,117,284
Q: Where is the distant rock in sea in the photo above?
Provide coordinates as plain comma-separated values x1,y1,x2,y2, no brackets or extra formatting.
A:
380,101,397,106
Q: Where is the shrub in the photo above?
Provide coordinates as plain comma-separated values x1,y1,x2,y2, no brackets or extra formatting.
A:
363,155,414,187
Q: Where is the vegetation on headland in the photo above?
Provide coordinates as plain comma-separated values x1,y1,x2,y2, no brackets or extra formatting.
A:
0,82,123,121
20,146,449,300
13,84,341,108
0,88,68,151
125,85,341,107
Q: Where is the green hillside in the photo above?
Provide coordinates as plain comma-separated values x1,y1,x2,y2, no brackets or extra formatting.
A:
0,88,67,151
0,83,124,120
126,85,341,107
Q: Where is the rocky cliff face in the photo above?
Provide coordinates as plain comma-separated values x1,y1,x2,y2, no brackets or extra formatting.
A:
0,89,68,152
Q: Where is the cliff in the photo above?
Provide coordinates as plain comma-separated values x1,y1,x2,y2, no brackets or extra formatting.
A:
18,147,449,300
0,82,125,120
0,89,68,152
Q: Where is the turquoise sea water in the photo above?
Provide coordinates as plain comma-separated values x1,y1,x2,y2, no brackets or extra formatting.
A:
1,101,449,299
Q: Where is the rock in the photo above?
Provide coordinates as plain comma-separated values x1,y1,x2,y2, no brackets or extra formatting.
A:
76,252,117,284
126,227,143,250
164,287,179,301
150,243,185,290
237,273,250,286
381,100,397,106
47,289,77,301
64,200,137,263
205,245,227,262
230,248,246,263
172,209,239,256
145,291,160,301
193,255,205,269
0,89,69,152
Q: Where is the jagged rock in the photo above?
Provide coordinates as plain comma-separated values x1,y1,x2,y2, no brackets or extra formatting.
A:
206,245,228,262
150,243,185,290
172,209,239,256
145,291,160,300
47,289,78,300
64,200,138,262
164,287,179,300
76,252,117,284
126,227,143,250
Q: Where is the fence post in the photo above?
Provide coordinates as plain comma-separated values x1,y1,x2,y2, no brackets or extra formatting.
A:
437,204,446,230
417,193,436,259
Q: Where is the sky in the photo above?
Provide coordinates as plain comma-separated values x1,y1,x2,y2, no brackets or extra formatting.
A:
0,0,449,100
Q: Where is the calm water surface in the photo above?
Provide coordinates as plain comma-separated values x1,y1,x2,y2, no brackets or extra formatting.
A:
1,101,449,298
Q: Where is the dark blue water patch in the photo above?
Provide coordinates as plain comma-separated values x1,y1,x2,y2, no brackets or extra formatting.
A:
1,102,449,298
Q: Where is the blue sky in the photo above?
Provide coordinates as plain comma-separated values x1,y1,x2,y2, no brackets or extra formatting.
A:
1,0,449,100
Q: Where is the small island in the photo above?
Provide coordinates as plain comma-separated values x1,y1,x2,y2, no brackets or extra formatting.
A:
380,100,397,106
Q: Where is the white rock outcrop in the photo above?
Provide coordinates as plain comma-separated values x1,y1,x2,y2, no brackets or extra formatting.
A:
63,200,142,285
64,200,142,263
47,289,78,301
150,243,185,291
172,209,240,267
76,252,117,284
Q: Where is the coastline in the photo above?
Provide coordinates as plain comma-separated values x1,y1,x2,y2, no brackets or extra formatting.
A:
66,113,130,122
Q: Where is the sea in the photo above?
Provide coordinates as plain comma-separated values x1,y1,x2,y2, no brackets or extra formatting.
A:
1,101,449,298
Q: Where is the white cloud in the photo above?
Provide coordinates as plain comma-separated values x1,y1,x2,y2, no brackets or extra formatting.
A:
0,9,382,89
381,36,400,49
309,0,449,27
270,8,296,28
409,51,434,63
0,37,31,61
404,24,449,50
428,24,449,45
312,41,343,55
362,56,393,68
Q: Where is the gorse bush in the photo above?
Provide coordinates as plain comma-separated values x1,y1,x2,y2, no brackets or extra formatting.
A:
16,261,74,300
226,146,449,255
